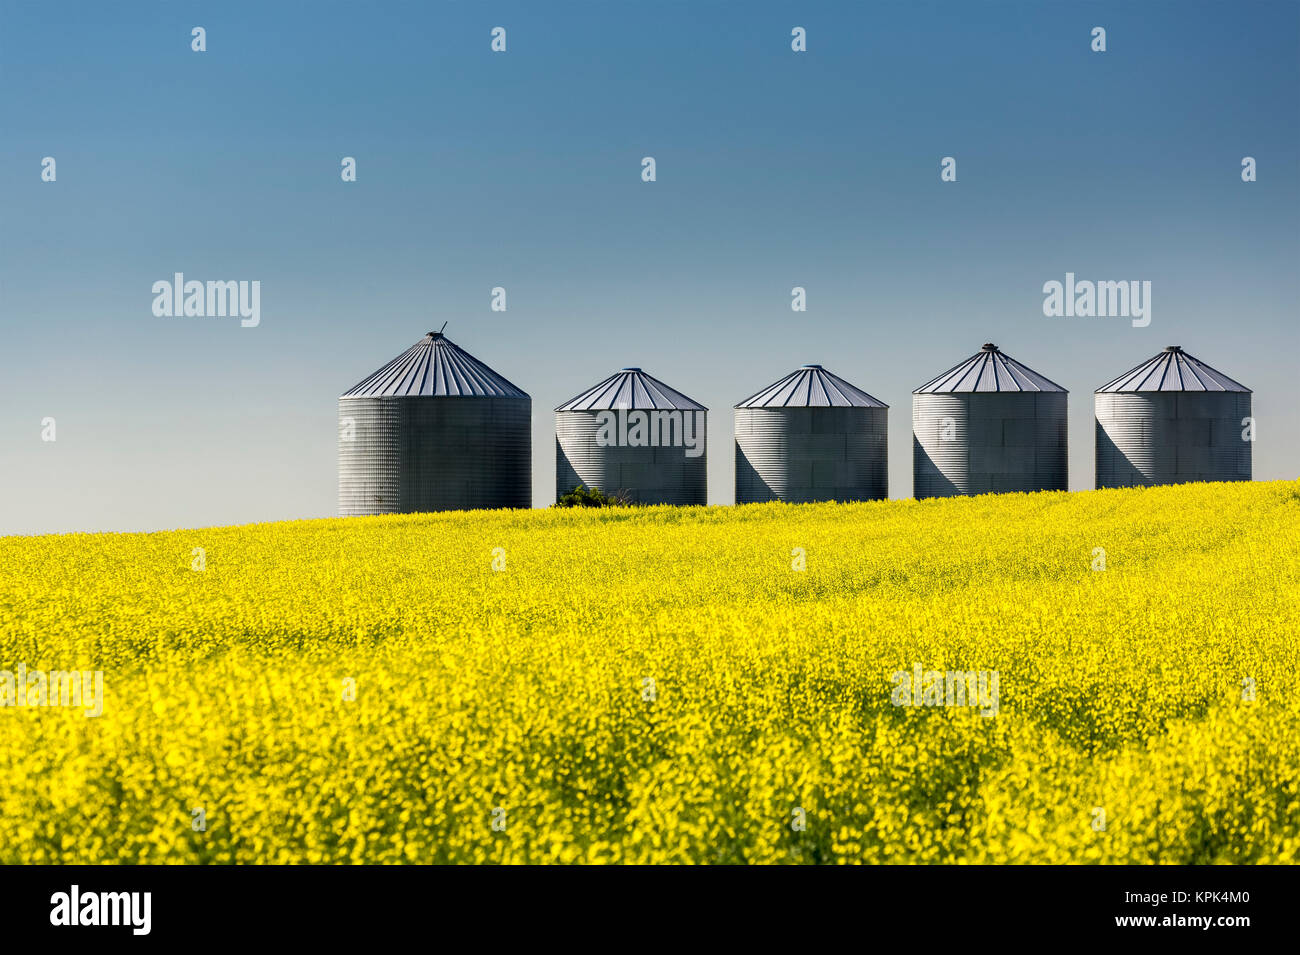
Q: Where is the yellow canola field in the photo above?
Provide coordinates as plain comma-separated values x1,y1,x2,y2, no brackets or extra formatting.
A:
1,480,1298,864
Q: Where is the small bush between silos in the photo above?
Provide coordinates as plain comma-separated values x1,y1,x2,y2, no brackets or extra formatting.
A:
554,485,634,508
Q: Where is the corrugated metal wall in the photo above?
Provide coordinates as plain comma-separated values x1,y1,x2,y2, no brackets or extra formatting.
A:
555,410,707,505
1095,392,1251,488
914,393,1068,498
734,407,887,503
339,396,531,515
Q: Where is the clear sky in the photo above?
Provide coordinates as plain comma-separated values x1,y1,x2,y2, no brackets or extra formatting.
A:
2,0,1297,534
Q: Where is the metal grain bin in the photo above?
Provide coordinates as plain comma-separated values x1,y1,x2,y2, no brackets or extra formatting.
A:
913,343,1068,498
555,368,707,505
1095,345,1251,488
734,364,888,504
338,331,531,515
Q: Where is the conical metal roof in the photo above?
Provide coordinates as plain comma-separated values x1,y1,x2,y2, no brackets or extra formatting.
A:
736,364,888,408
341,332,529,398
555,368,706,411
1096,345,1250,393
914,343,1066,394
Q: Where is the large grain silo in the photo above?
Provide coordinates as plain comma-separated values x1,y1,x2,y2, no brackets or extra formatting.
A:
555,368,707,505
338,330,531,515
913,343,1068,498
1095,345,1251,488
734,364,888,504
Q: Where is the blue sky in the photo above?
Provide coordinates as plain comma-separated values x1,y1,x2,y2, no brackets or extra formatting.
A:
2,0,1297,533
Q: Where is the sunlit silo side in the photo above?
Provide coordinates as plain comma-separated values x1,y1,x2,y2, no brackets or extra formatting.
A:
338,331,531,515
734,365,888,504
913,343,1068,498
1095,345,1251,489
555,368,707,505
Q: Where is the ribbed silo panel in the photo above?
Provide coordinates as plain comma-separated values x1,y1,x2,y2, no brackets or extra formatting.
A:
339,397,530,515
915,393,1066,498
338,398,402,516
1096,392,1251,488
1206,393,1252,481
1095,392,1163,488
556,412,620,499
556,410,707,505
1032,393,1069,492
734,408,887,504
397,398,531,511
734,408,788,503
969,393,1067,494
913,395,970,498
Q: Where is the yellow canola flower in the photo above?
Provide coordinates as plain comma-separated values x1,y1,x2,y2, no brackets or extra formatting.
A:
0,480,1297,863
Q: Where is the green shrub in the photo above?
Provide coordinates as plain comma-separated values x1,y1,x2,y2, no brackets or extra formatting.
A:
554,485,632,508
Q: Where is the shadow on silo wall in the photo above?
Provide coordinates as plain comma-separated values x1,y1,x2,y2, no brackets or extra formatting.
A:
1095,420,1150,488
913,434,965,499
735,442,779,503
